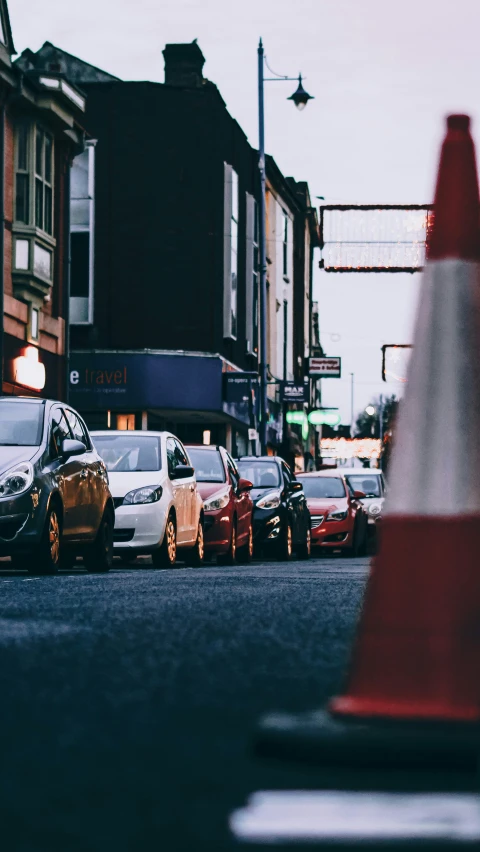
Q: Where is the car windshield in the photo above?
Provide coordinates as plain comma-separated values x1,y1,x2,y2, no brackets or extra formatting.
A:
346,475,381,497
93,435,162,472
0,401,44,446
298,477,346,498
236,460,281,488
186,448,225,482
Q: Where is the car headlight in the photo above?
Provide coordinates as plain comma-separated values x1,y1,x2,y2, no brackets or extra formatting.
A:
326,509,348,521
256,490,282,510
368,502,382,516
123,485,163,505
0,462,34,499
203,487,231,512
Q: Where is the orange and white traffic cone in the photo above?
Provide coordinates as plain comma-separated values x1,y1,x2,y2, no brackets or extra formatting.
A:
256,115,480,767
330,114,480,724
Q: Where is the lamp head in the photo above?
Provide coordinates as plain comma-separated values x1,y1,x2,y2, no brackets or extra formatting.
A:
288,74,314,110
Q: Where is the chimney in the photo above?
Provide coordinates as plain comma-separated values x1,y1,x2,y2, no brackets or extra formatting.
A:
163,40,206,88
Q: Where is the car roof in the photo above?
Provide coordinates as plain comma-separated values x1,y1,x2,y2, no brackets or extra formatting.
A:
297,470,346,479
339,468,382,475
0,396,47,404
236,455,282,464
90,430,172,438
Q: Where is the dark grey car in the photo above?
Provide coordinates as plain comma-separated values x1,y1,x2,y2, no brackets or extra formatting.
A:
0,397,114,575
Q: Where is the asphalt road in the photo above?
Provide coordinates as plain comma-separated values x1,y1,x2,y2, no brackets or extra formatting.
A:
0,554,472,852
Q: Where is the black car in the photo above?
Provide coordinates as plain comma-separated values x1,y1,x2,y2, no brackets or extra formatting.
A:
235,456,311,560
0,397,114,575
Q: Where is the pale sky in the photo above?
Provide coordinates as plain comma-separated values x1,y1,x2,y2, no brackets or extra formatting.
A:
10,0,480,422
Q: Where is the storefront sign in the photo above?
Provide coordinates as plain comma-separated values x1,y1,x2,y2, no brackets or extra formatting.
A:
14,347,46,391
308,356,341,378
280,381,308,403
223,372,258,404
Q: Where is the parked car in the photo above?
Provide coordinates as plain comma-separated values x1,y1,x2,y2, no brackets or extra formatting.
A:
0,397,114,574
235,456,311,560
91,431,204,567
296,470,368,556
186,445,253,563
340,467,386,535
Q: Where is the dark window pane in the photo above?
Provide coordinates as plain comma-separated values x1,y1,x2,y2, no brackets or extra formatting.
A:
15,173,29,224
17,126,28,171
35,128,43,177
35,178,43,228
44,134,52,183
70,232,90,297
44,185,52,234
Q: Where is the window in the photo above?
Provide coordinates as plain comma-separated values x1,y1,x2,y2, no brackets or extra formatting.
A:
49,409,71,458
174,439,189,467
94,435,161,472
186,448,225,482
226,452,240,491
70,142,96,325
282,211,289,277
166,437,178,476
65,409,89,446
223,163,239,339
245,193,259,354
0,400,44,447
30,306,39,341
15,125,30,225
116,414,135,431
35,128,53,234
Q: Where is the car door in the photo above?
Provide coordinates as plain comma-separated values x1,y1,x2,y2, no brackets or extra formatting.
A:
65,408,102,536
226,451,250,546
174,438,197,542
48,407,85,539
166,437,187,543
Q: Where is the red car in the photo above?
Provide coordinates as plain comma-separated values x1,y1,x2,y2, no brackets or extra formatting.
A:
296,470,368,557
186,445,254,563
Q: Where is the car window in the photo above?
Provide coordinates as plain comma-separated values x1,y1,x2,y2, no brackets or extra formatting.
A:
65,409,89,447
186,448,226,482
166,437,178,476
49,409,72,458
226,453,240,490
281,464,293,490
297,477,346,498
174,439,189,467
346,474,381,497
0,400,44,446
94,435,162,471
236,460,281,488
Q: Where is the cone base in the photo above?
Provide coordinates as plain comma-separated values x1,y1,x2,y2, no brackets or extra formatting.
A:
330,696,480,723
255,709,480,772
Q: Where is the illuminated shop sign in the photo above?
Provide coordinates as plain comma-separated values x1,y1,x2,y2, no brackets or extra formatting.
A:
13,347,46,391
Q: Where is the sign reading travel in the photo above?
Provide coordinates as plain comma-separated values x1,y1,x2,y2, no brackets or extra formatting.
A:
308,356,341,378
280,381,308,403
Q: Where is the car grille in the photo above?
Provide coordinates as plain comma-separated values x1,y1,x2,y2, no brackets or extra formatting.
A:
113,497,124,509
310,515,324,529
113,528,135,542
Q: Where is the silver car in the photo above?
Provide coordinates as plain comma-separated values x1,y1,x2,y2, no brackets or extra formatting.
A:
341,467,386,533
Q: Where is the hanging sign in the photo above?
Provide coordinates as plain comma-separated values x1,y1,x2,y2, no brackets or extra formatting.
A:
308,357,341,378
280,381,308,403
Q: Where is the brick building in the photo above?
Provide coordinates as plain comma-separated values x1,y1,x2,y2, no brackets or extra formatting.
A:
1,7,85,399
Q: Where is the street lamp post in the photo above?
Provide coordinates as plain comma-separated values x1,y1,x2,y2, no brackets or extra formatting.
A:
257,38,313,454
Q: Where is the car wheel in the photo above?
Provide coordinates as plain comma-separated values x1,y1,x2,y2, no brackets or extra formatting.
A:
152,514,177,568
84,510,114,573
344,522,361,558
27,505,63,575
297,527,311,560
237,523,254,564
185,520,204,567
278,522,293,561
358,520,368,557
219,521,237,566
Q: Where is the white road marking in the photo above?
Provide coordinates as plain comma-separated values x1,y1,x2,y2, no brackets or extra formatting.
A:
230,791,480,844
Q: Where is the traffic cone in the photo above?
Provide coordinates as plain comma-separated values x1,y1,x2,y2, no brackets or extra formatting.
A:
330,114,480,723
254,116,480,769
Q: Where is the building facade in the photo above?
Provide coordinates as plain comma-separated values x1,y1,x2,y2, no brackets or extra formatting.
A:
18,40,319,459
1,24,85,399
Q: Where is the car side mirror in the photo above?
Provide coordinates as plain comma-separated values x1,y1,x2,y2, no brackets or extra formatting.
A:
171,464,194,480
354,489,366,499
61,438,86,459
237,477,253,493
291,481,303,493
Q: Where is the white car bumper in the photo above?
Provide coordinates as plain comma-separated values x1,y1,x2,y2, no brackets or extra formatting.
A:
113,500,167,552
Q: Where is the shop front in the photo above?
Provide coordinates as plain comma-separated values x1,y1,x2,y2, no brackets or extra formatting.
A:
68,350,257,456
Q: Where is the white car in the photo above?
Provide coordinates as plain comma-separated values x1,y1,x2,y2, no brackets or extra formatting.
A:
91,431,204,567
340,467,386,531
